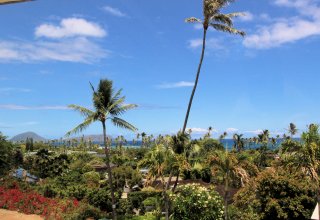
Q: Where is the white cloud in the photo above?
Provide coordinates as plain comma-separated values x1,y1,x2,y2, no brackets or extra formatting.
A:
103,6,127,17
238,11,254,22
35,18,106,39
188,127,218,134
244,0,320,49
0,38,107,63
226,128,239,133
244,19,320,49
0,17,109,63
0,104,69,110
157,81,194,89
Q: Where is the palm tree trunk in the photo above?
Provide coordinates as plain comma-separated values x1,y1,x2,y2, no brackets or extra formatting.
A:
172,170,180,192
102,121,117,220
164,172,173,220
224,173,229,220
182,27,208,133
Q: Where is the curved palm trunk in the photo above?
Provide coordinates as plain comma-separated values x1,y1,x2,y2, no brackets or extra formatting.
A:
102,121,117,220
182,27,208,133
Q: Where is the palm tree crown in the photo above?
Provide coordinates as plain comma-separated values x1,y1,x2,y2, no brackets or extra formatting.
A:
186,0,245,34
66,79,137,136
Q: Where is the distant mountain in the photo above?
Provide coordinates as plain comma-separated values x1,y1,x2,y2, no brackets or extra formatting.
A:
10,132,47,142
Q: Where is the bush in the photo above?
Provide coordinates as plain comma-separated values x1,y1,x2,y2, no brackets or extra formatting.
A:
86,187,112,212
0,183,82,219
170,184,224,220
127,190,162,211
143,197,158,207
83,171,100,187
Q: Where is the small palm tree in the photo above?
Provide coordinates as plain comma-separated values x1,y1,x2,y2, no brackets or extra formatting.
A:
66,79,137,220
233,133,244,152
209,150,251,220
288,123,298,138
182,0,245,133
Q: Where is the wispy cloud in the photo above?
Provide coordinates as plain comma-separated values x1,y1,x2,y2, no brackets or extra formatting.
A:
0,87,31,94
103,6,127,17
137,104,181,110
226,128,239,133
0,104,69,110
35,18,106,39
157,81,194,89
244,0,320,49
188,38,227,52
0,18,108,63
238,11,254,22
244,129,263,135
0,121,39,128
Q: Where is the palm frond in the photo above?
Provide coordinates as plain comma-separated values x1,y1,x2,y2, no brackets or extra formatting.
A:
68,104,94,117
118,103,138,113
0,0,33,5
210,23,245,36
111,117,137,131
65,115,95,137
108,96,125,115
89,82,96,93
211,14,233,26
185,17,202,23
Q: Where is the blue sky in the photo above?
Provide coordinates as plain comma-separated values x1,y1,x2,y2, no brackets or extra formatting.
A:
0,0,320,139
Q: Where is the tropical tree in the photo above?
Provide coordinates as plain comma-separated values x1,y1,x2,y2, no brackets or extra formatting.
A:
66,79,137,220
182,0,245,133
288,122,298,138
233,133,244,152
138,142,176,220
219,131,228,141
209,150,252,220
280,124,320,181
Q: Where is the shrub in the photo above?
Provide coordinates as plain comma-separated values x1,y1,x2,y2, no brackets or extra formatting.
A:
143,197,158,207
83,171,100,187
86,187,112,212
127,190,162,211
170,184,224,220
0,183,80,219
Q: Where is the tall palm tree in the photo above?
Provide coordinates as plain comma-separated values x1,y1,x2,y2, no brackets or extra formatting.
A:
66,79,137,220
0,0,32,5
182,0,245,133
